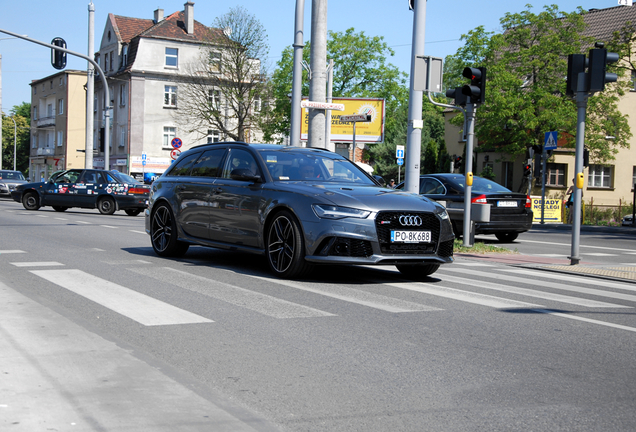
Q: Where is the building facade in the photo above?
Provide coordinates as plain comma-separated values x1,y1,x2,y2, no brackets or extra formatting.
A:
29,70,87,182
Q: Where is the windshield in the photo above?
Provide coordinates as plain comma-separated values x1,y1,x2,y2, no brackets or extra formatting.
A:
259,150,376,185
112,171,142,185
446,175,512,193
0,171,25,180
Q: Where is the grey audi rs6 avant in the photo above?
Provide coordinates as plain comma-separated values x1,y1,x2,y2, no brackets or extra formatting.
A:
145,142,455,279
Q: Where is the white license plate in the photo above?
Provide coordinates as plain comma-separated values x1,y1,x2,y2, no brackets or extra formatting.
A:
391,230,431,243
497,201,517,207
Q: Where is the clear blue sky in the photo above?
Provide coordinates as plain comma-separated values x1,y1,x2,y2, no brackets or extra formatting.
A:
0,0,619,113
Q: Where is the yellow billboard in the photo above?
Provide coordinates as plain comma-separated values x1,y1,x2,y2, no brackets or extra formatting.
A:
300,97,385,143
531,197,563,223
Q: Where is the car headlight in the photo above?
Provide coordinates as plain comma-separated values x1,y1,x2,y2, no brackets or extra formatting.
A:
437,209,449,220
0,183,6,188
312,204,371,220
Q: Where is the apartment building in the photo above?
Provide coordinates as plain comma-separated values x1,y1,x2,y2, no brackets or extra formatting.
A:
29,70,87,182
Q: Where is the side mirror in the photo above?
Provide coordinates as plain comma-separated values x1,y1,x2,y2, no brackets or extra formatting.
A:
373,175,386,187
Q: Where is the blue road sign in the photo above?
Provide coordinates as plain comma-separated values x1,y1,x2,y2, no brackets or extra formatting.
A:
397,158,404,166
141,153,147,160
171,137,183,149
142,160,146,167
396,149,404,159
544,131,558,150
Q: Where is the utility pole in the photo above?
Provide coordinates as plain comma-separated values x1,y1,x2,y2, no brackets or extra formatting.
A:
85,1,95,169
307,0,327,149
0,54,3,170
404,0,426,193
325,58,334,152
290,0,305,147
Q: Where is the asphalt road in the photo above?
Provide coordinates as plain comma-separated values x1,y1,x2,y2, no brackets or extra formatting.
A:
1,198,635,431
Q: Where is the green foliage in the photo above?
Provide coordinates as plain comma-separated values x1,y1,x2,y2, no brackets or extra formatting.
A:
444,5,631,163
480,165,496,180
2,102,31,174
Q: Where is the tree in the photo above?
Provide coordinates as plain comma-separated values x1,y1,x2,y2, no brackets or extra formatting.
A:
264,28,408,143
2,102,30,174
444,5,631,164
173,6,270,143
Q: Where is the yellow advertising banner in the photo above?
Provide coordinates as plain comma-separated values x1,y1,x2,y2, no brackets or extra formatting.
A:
300,98,385,143
531,196,563,223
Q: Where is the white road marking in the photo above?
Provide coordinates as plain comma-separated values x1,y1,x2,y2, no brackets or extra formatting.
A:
131,267,336,319
76,221,91,224
531,254,565,257
533,309,636,333
129,230,146,234
11,262,64,267
438,273,628,308
55,217,68,220
30,269,212,326
247,274,442,313
453,261,495,267
387,282,542,309
449,267,636,305
36,215,48,218
0,250,27,254
100,225,117,229
498,268,636,293
91,248,105,252
582,252,619,257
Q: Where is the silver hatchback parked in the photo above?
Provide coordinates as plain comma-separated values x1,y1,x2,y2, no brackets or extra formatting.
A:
145,142,455,279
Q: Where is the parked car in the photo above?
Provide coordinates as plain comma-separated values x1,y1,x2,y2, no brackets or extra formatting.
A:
396,174,533,242
146,142,455,279
0,170,28,197
11,169,150,216
623,214,634,226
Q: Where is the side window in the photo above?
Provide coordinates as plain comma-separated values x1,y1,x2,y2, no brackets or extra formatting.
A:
191,149,226,178
222,149,259,179
165,153,201,177
104,173,118,183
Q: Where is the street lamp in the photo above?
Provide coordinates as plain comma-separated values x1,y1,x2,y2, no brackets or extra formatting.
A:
1,112,16,171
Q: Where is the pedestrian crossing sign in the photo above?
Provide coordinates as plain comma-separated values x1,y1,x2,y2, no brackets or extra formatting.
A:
544,131,558,150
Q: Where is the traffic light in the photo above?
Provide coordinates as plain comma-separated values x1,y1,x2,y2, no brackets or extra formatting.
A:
445,87,467,106
523,163,532,177
453,156,462,170
51,37,67,70
583,147,589,167
566,53,587,96
461,67,486,104
588,43,619,92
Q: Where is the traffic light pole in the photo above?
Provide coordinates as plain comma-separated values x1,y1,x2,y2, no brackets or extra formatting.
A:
541,146,546,224
462,103,476,247
0,28,111,171
569,72,588,265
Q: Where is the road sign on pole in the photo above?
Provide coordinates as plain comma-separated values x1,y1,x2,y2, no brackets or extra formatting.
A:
397,158,404,166
396,145,405,159
300,100,345,111
544,131,558,150
170,149,181,160
171,137,183,149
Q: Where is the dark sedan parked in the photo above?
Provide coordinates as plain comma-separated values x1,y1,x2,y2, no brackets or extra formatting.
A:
11,169,150,216
146,142,455,279
397,174,533,242
0,170,28,197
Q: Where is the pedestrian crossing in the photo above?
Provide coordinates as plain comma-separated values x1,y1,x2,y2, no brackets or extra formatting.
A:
3,253,636,333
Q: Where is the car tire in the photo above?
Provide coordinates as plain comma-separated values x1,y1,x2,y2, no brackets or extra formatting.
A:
150,203,189,257
495,232,518,243
97,196,116,215
53,206,68,212
22,191,40,211
396,263,440,279
125,209,142,216
266,210,312,279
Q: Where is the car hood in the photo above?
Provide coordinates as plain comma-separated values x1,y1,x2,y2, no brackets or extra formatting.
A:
279,182,438,212
1,179,28,185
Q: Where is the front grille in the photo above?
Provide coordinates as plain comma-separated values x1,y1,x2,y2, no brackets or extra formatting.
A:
375,211,440,255
437,239,454,258
316,237,373,257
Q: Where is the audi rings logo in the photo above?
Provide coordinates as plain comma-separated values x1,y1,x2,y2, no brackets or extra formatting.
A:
399,215,422,226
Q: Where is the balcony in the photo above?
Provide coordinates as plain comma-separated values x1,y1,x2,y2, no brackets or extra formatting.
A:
36,148,55,156
35,116,56,128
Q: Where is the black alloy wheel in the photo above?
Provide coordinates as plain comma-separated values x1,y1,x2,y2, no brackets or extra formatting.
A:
125,209,142,216
151,203,189,257
266,210,311,278
22,192,40,211
97,196,116,215
396,263,440,279
495,232,518,243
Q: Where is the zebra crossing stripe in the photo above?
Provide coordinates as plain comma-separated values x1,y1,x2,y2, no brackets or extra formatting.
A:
30,269,212,326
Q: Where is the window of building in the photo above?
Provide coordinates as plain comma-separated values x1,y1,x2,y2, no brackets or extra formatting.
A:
163,126,176,149
632,166,636,189
119,85,127,106
109,52,114,71
122,45,128,67
94,96,98,112
208,89,220,108
32,136,37,149
57,131,64,147
632,70,636,92
33,86,36,95
164,86,177,107
209,51,221,73
165,48,178,67
47,104,53,118
50,80,53,89
502,162,514,190
546,163,566,187
105,53,109,72
588,165,613,188
207,129,220,143
59,76,64,86
58,99,64,115
119,126,126,147
253,95,261,112
33,106,37,120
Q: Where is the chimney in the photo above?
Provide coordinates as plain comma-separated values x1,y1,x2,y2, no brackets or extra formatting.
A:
154,8,164,23
184,2,194,34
